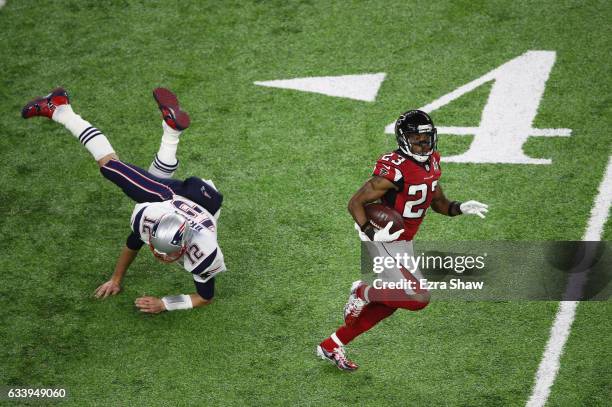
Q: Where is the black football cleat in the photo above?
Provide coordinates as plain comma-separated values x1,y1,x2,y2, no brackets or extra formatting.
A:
153,87,190,131
21,87,70,119
316,345,359,372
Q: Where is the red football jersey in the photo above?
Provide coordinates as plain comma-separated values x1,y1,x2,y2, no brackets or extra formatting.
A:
372,150,442,241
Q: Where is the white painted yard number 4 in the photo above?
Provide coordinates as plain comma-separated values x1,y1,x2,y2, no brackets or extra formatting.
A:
385,51,571,164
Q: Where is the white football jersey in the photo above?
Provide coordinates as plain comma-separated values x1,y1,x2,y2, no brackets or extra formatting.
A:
130,195,225,283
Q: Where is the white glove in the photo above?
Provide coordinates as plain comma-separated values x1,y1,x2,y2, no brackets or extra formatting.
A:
373,221,404,242
460,200,488,219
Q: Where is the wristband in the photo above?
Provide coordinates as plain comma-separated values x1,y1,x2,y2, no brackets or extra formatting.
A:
161,294,193,311
360,223,376,240
449,201,463,217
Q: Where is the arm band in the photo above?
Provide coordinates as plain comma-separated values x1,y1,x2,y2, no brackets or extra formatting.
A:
360,223,376,240
161,294,193,311
449,201,463,217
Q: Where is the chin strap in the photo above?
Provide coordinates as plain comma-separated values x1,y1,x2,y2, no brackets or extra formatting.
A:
149,243,186,263
399,146,432,163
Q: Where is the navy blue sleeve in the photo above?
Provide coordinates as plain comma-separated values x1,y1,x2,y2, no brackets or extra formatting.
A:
126,231,145,251
194,277,215,300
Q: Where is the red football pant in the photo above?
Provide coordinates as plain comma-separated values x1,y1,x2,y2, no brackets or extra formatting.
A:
362,286,430,310
335,303,397,346
321,278,430,351
321,299,430,351
358,265,430,311
322,303,397,350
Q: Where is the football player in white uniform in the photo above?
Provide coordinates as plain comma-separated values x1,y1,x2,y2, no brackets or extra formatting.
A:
22,87,225,313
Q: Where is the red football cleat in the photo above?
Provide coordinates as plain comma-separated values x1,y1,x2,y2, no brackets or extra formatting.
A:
21,87,70,119
316,344,358,372
153,88,190,131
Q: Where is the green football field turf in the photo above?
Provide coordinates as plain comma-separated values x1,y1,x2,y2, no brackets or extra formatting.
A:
1,0,610,406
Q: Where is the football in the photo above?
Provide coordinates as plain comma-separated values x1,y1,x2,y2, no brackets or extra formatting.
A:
365,203,404,233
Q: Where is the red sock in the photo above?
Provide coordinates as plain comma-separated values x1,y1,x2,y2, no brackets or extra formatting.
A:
320,303,396,351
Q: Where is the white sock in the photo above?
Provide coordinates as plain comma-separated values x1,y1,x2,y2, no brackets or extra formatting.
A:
148,121,181,179
52,105,115,161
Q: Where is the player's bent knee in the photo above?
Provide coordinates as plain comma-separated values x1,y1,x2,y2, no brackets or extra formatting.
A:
97,153,119,167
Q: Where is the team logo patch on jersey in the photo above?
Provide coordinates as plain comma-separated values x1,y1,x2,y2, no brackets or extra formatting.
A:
379,168,389,176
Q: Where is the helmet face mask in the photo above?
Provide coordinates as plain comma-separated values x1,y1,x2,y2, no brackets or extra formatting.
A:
148,213,191,263
149,244,187,263
394,110,438,163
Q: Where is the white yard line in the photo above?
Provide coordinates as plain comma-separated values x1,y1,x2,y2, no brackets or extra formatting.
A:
526,155,612,407
583,157,612,241
0,1,6,9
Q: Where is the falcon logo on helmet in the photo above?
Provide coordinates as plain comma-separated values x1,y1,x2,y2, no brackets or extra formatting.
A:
394,110,438,163
149,213,192,263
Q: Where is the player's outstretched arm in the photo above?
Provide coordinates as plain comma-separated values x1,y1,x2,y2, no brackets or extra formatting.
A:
431,184,488,218
134,278,214,314
430,183,455,215
94,246,140,299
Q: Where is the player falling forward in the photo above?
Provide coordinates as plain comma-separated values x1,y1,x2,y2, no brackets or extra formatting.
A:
317,110,488,371
22,87,225,313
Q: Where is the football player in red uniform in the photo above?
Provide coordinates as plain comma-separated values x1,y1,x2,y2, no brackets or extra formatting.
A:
317,110,488,371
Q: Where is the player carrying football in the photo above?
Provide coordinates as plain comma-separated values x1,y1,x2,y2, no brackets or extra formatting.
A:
317,110,488,371
21,87,225,313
